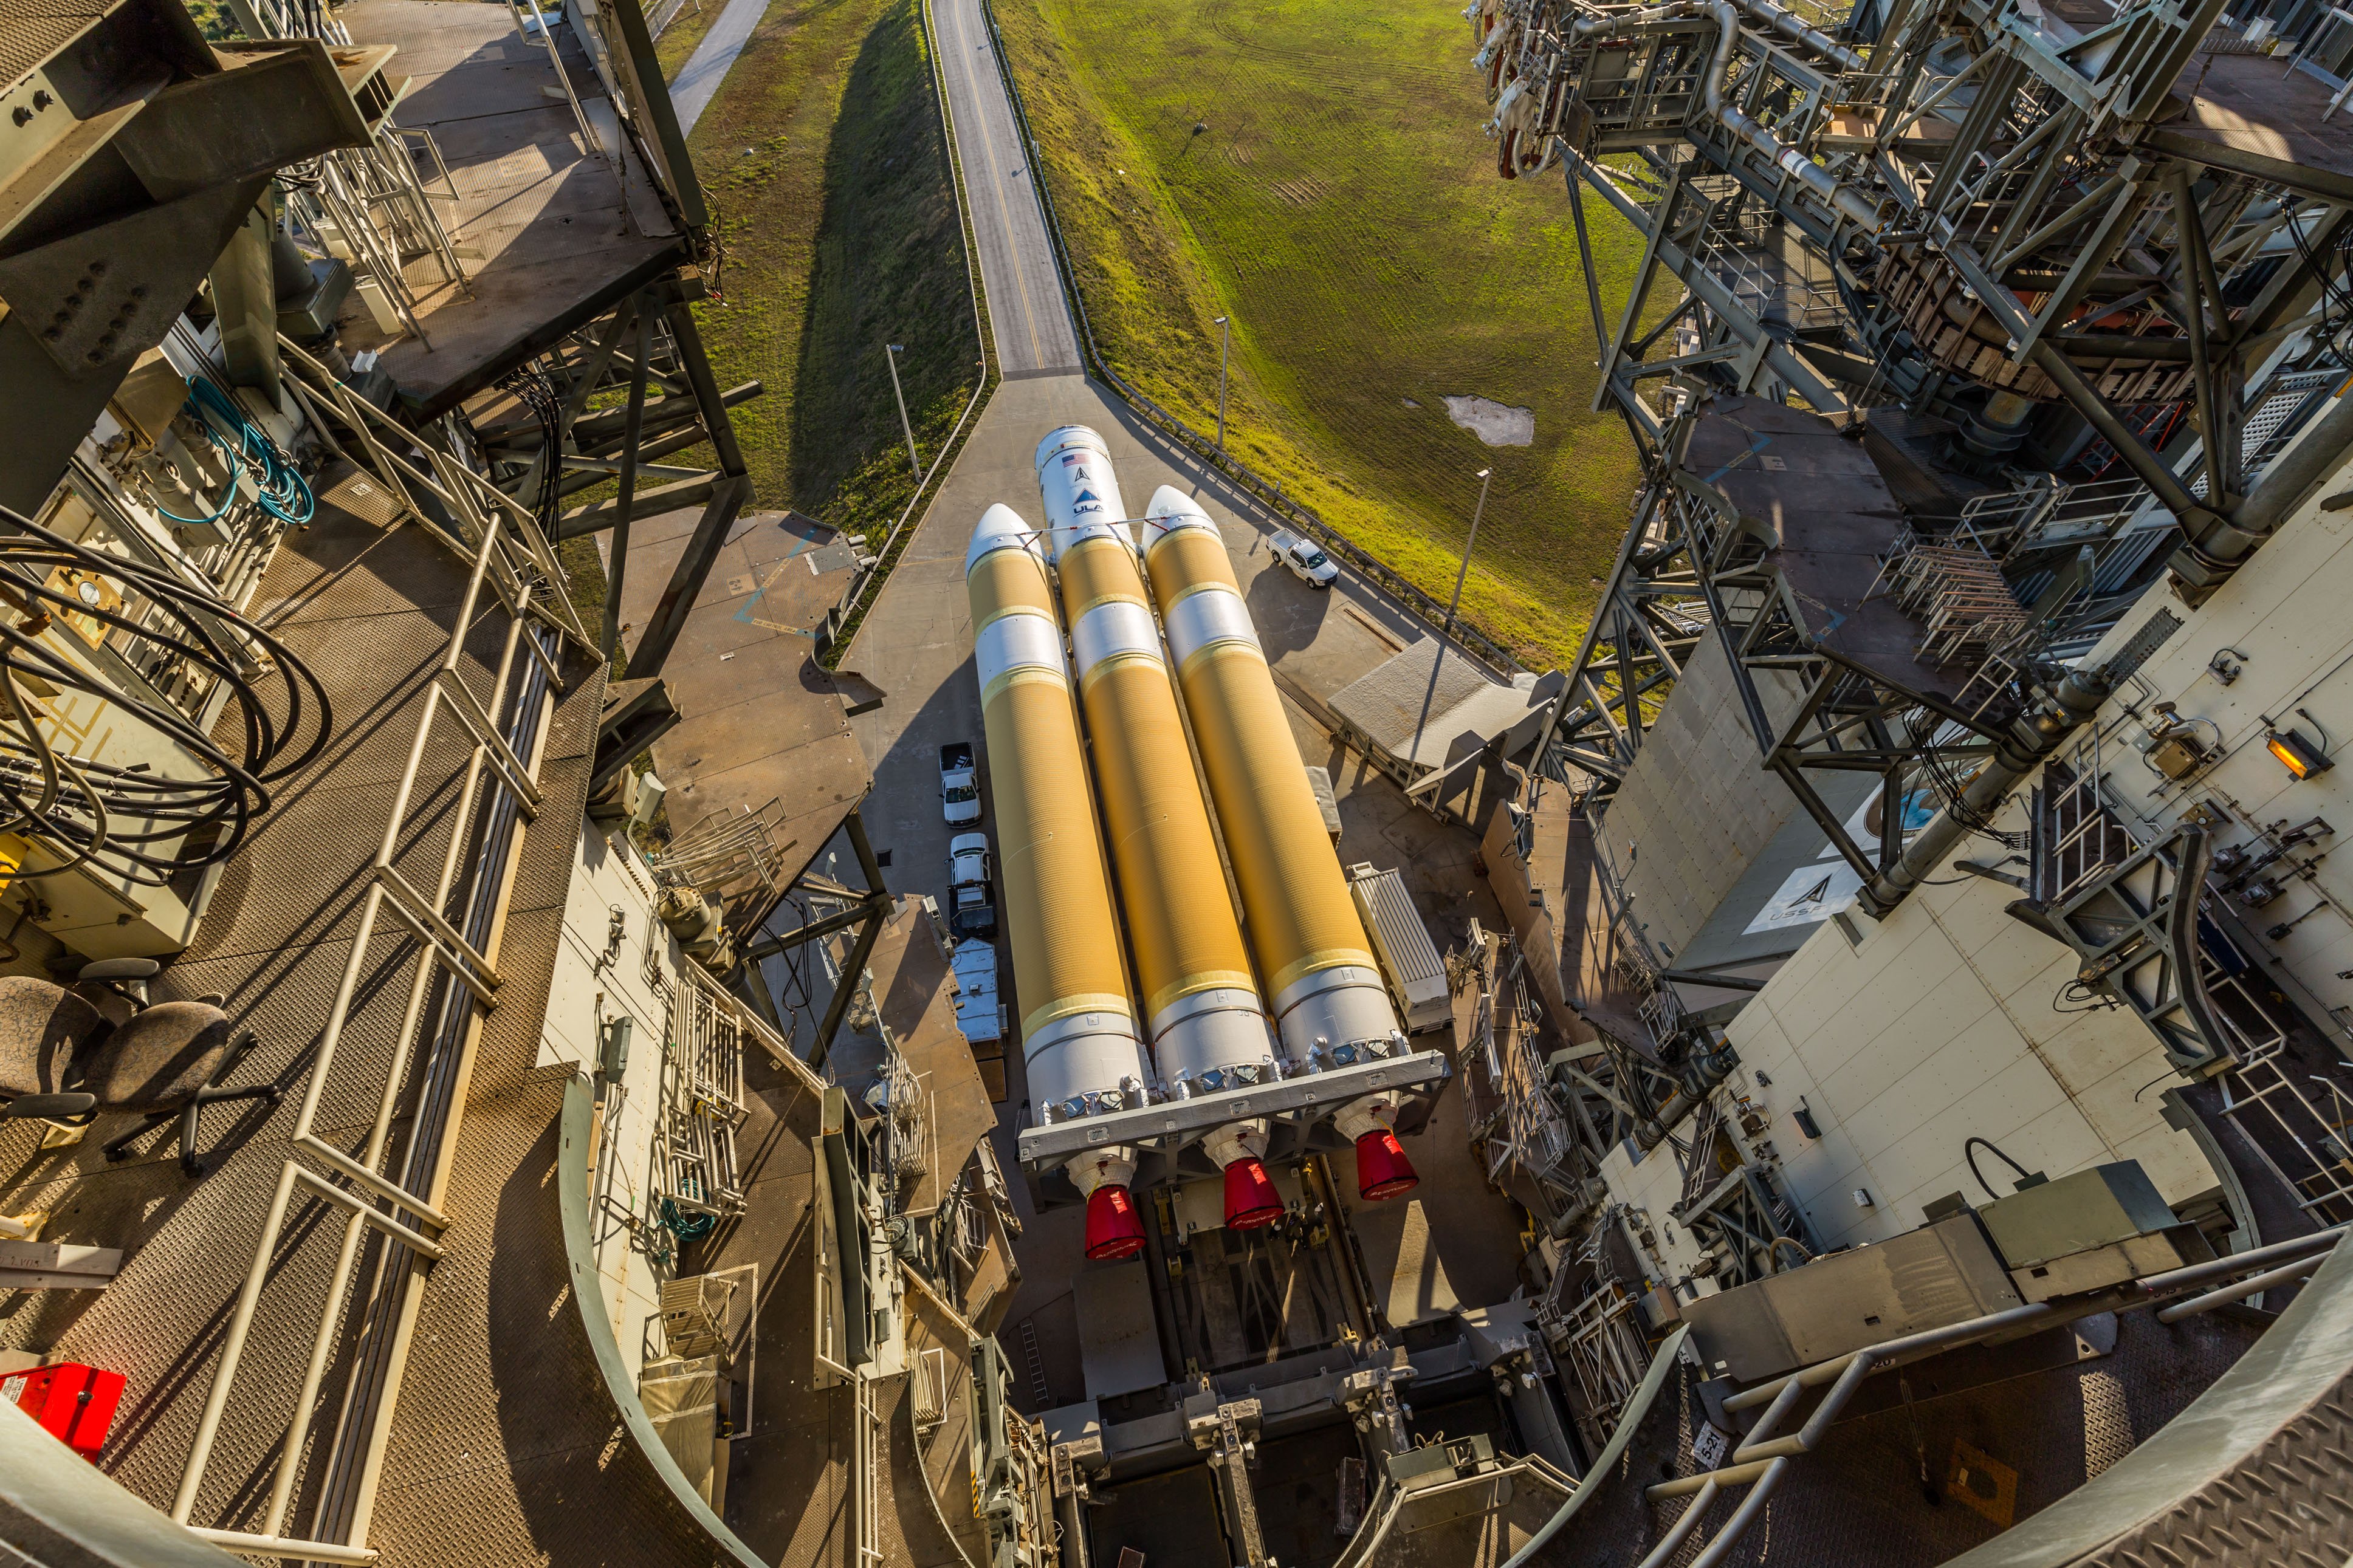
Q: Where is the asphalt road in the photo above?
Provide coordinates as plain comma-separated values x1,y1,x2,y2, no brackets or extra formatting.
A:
933,0,1084,375
825,0,1511,1314
669,0,772,134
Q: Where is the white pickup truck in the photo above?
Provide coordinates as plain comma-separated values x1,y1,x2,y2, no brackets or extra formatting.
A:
946,833,995,940
1270,530,1339,589
939,741,981,824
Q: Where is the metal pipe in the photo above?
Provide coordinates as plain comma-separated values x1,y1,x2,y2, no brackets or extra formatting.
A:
1861,661,2111,915
1633,1477,1720,1567
190,1529,379,1565
2140,1221,2351,1296
333,626,559,1554
885,343,921,479
1726,0,1866,67
173,1162,301,1521
2237,378,2353,539
1685,1458,1789,1568
1650,1456,1780,1496
2155,1254,2322,1323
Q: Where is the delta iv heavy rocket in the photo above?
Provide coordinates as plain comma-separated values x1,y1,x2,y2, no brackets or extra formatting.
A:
1140,486,1420,1203
963,502,1156,1259
1034,428,1288,1231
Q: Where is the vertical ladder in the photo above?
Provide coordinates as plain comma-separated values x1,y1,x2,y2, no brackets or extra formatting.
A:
1018,1318,1052,1407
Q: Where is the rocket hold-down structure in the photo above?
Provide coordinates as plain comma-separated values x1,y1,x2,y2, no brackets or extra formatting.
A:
967,426,1448,1258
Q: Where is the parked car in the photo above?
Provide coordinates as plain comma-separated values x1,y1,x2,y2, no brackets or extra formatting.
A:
939,741,981,824
1270,530,1339,588
949,883,997,942
947,832,995,939
948,832,991,890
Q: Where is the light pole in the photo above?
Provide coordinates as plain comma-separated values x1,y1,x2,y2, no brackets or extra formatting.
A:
885,342,919,479
1440,466,1493,637
1213,315,1231,454
1406,467,1493,777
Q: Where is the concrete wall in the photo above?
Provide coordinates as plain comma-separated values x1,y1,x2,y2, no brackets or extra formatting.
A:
1602,633,1807,962
1711,424,2353,1255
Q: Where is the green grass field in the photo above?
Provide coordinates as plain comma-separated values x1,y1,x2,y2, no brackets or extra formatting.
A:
678,0,983,543
994,0,1645,664
654,0,727,77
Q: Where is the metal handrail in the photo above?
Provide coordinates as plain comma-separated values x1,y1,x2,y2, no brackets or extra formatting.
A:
167,347,582,1559
1641,1225,2353,1566
1497,1326,1690,1568
556,1073,768,1567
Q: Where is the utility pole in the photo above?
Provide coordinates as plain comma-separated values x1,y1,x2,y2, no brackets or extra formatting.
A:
885,342,919,479
1406,467,1493,774
1213,315,1231,455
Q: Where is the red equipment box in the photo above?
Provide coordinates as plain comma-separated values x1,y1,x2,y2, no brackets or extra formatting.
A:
3,1362,125,1460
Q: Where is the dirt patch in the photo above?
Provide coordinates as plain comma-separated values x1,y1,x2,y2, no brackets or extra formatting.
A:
1443,395,1535,447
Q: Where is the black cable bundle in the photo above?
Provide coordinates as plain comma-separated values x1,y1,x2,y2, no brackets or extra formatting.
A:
495,363,563,536
0,502,332,886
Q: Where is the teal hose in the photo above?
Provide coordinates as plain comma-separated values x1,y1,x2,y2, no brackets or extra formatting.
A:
159,376,314,527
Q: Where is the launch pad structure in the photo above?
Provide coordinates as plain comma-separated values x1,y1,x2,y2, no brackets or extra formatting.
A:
12,0,2353,1562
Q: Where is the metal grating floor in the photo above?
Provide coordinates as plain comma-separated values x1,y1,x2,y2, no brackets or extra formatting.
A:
0,496,736,1564
1533,1307,2259,1568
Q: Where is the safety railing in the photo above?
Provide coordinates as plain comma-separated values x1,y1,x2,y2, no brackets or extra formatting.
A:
1644,1225,2353,1568
557,1075,768,1568
972,0,1527,679
2047,759,2353,1225
166,340,585,1563
854,1370,886,1568
1543,1278,1651,1448
228,5,472,338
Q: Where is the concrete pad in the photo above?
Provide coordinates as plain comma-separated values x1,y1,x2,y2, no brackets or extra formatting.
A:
1075,1259,1166,1400
613,507,870,925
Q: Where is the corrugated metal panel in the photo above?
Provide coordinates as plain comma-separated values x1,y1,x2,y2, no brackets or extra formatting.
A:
1350,867,1445,989
1329,638,1497,756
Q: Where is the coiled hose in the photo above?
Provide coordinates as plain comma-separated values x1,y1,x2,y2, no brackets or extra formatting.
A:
0,501,332,886
157,376,314,528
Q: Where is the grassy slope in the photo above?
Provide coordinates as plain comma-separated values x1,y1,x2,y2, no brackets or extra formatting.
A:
655,0,727,77
994,0,1644,665
680,0,981,543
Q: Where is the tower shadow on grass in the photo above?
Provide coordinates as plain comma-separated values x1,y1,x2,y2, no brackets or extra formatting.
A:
788,0,981,521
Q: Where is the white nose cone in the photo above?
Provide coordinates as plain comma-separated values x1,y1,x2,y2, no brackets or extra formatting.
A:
1143,485,1219,549
1036,425,1128,561
966,501,1040,577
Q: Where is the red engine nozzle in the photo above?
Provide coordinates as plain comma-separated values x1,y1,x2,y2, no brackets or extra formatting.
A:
1222,1156,1285,1230
1355,1129,1420,1201
1084,1182,1149,1260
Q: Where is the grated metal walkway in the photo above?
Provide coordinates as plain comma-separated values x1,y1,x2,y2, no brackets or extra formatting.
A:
0,495,744,1564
